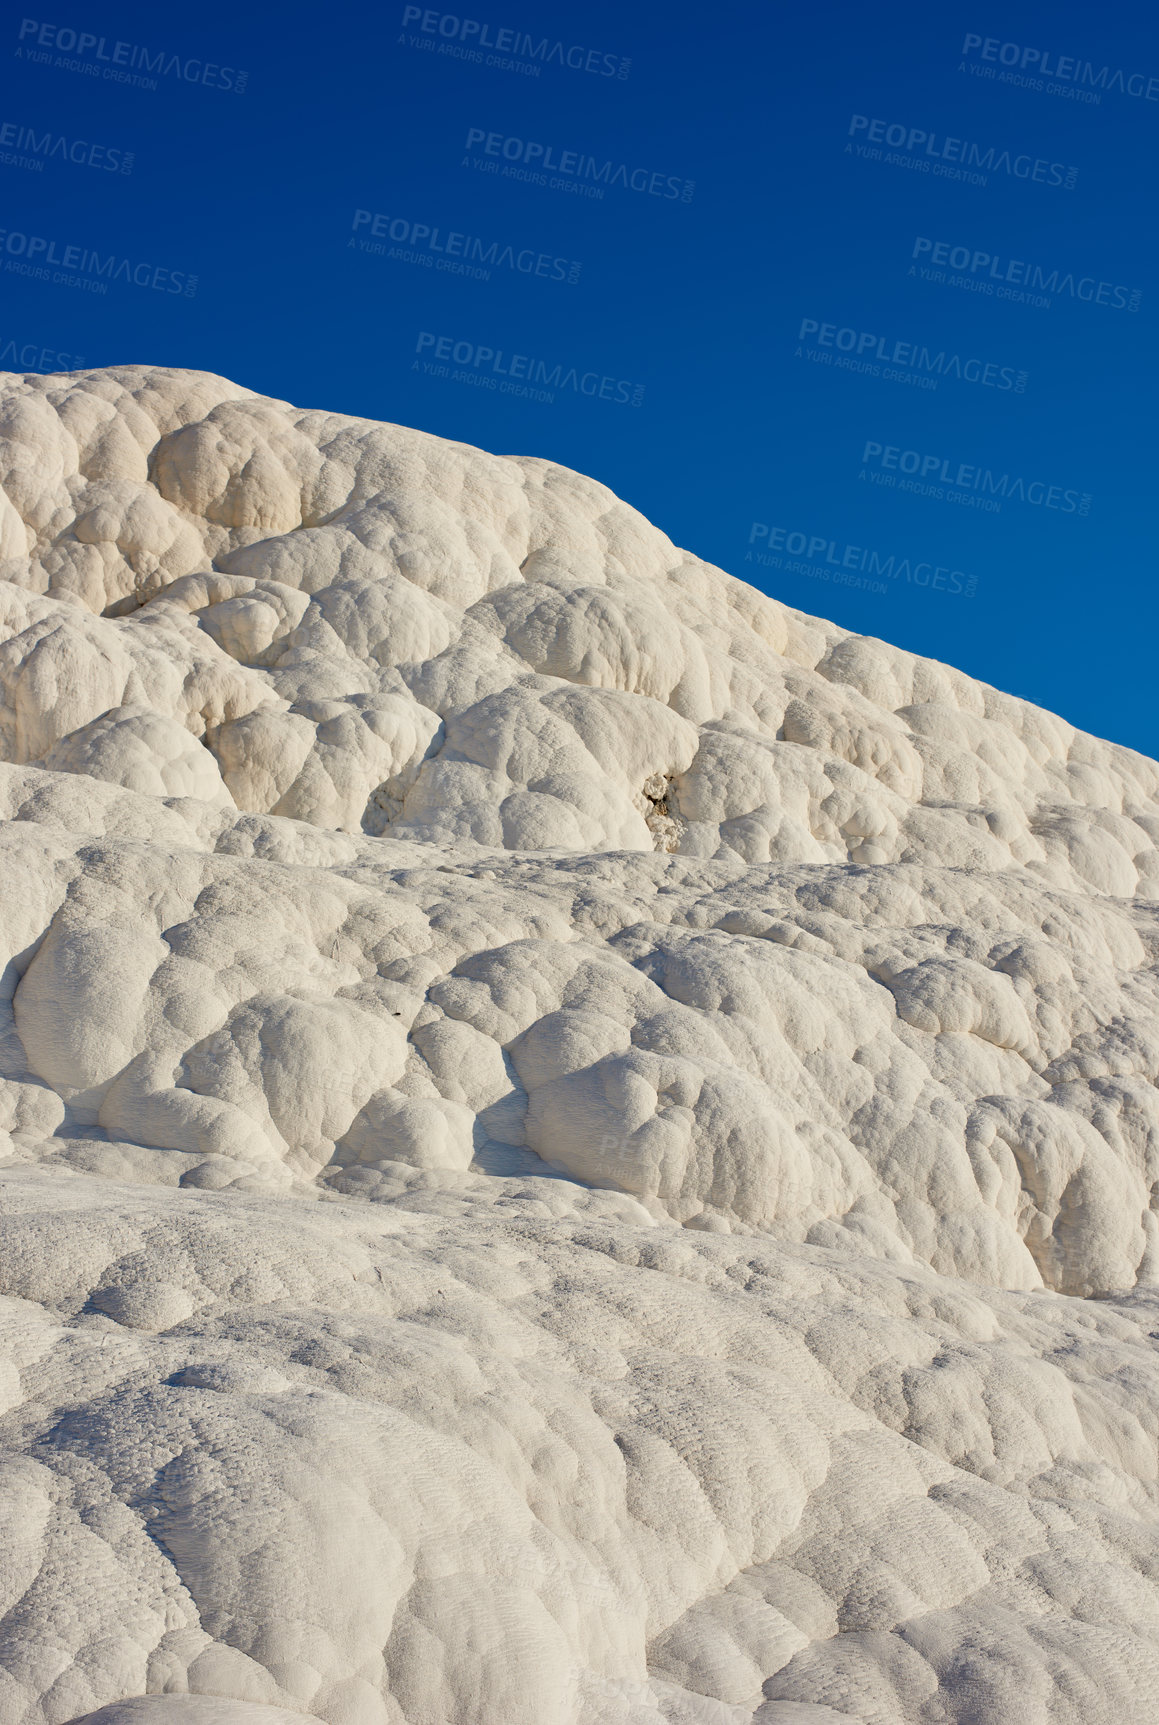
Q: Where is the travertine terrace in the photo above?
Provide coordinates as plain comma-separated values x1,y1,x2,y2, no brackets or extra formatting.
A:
2,368,1158,1724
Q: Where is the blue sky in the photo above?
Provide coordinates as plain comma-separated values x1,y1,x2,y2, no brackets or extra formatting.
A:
3,0,1156,754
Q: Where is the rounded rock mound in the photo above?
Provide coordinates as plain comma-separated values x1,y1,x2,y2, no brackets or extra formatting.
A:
1,367,1158,1725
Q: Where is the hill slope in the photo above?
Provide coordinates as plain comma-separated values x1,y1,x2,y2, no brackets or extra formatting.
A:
1,368,1158,1725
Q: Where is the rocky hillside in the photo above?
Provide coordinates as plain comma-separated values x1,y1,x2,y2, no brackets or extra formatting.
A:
1,368,1158,1725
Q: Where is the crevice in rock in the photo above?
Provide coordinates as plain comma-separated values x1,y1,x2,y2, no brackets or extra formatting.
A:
640,772,682,853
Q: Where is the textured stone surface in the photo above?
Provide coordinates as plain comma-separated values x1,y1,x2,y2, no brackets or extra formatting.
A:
0,367,1157,1723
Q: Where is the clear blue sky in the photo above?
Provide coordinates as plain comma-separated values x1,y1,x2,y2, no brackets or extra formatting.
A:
3,0,1156,754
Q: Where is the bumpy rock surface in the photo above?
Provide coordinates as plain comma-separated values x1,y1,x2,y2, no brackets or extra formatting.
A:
1,367,1158,1725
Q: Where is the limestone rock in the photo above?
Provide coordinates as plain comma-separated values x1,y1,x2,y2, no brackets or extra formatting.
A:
0,367,1157,1724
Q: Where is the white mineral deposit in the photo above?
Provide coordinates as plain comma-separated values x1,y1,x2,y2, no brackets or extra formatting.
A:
1,367,1158,1724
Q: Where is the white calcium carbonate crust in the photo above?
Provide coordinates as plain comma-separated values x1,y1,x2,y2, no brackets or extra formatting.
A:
0,367,1156,1725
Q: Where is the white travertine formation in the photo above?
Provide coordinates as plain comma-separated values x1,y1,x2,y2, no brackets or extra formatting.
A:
0,367,1157,1724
